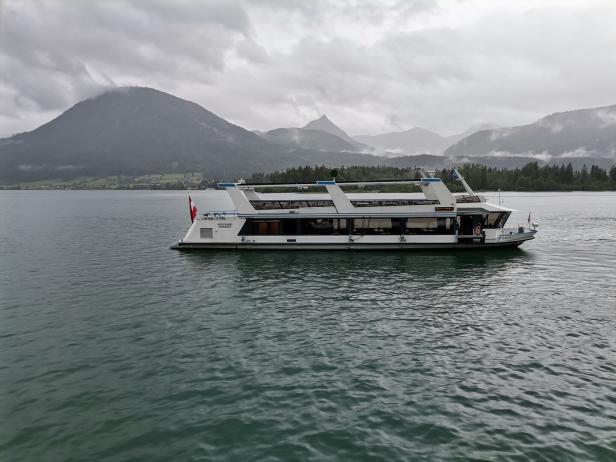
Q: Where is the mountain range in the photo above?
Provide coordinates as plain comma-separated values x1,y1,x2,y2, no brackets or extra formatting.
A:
354,124,499,156
444,105,616,159
0,87,383,183
258,127,359,152
257,115,371,153
0,86,614,184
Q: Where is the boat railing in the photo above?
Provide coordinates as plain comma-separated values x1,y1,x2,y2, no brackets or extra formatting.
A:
219,178,428,190
501,226,536,236
455,195,482,203
351,199,439,207
202,210,238,219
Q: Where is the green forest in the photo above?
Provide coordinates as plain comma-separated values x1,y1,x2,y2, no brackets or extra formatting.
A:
7,162,616,191
248,162,616,192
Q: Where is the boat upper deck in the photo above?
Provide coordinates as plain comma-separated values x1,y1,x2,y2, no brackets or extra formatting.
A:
212,175,514,217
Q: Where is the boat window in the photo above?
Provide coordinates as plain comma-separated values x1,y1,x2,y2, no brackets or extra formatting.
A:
484,212,500,228
301,218,348,235
316,201,334,207
239,219,282,235
406,217,455,234
352,218,403,235
406,217,436,233
239,218,349,235
351,199,439,207
483,212,510,228
282,219,300,235
200,228,213,238
238,216,456,236
251,200,335,210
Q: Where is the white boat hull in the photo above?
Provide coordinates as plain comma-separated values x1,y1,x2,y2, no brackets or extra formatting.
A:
171,232,535,250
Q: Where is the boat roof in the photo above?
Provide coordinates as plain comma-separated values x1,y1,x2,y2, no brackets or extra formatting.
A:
218,178,438,189
213,173,516,213
208,190,515,213
247,192,425,200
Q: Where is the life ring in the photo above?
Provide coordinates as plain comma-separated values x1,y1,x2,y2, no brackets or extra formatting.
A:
473,225,482,236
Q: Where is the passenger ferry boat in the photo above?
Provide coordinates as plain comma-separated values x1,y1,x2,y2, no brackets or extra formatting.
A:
172,169,536,250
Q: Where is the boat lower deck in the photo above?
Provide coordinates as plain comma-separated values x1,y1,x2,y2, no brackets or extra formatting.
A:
171,238,533,251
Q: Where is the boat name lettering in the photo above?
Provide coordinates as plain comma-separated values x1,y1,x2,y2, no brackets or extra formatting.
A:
217,223,233,228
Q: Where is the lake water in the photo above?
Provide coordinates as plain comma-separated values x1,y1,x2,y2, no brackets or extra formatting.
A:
1,190,615,461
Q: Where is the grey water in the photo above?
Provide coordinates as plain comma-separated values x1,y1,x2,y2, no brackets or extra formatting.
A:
1,190,616,461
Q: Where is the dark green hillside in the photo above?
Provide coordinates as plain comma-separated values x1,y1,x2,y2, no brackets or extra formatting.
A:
0,87,382,183
447,162,616,191
249,163,616,191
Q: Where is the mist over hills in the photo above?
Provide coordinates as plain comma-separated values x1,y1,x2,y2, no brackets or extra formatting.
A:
354,123,500,156
259,127,360,152
355,127,449,156
0,86,614,184
445,106,616,160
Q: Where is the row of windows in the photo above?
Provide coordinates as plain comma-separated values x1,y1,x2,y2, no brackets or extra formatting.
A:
250,199,439,210
351,199,439,207
239,217,456,236
251,200,334,210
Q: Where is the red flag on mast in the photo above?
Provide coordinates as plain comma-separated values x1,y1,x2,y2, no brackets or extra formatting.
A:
188,194,198,223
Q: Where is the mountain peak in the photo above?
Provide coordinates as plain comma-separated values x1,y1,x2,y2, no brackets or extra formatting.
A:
405,126,441,135
91,85,188,104
90,85,159,98
303,114,345,134
0,85,278,182
301,114,369,151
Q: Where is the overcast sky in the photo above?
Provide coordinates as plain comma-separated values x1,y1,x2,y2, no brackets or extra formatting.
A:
1,0,616,138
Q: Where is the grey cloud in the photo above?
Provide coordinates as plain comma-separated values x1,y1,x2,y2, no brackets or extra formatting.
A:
1,0,616,138
0,0,250,120
129,0,250,31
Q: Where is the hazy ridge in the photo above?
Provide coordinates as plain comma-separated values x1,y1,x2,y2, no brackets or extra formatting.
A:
0,86,614,184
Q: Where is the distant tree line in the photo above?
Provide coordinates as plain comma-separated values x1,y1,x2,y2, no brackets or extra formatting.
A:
248,165,421,184
450,162,616,191
247,162,616,191
11,163,613,190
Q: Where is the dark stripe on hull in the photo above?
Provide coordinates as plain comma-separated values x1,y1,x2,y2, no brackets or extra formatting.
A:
171,238,532,251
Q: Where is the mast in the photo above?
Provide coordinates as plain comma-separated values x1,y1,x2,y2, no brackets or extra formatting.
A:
453,168,477,196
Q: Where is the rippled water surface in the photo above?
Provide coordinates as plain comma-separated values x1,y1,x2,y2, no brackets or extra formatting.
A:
1,191,616,461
